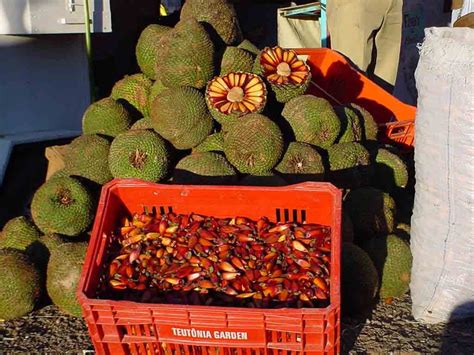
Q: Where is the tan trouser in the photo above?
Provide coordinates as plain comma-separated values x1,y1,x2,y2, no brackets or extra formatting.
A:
327,0,403,85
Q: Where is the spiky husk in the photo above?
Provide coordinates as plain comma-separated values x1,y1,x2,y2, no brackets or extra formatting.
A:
0,216,40,252
193,133,225,153
374,148,409,191
0,249,41,320
31,177,94,237
351,104,378,140
64,135,113,185
283,95,341,149
174,152,237,184
136,24,172,79
341,243,379,315
82,98,132,138
345,187,397,239
155,19,215,89
335,105,363,143
327,142,372,188
180,0,242,45
109,130,170,182
237,39,259,56
148,79,168,112
362,234,412,299
220,47,254,75
150,87,213,149
130,117,153,130
275,142,325,182
111,74,153,117
223,113,284,174
47,243,87,317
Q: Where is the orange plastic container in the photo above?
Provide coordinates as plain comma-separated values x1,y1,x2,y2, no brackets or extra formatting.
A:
295,48,416,148
78,179,342,354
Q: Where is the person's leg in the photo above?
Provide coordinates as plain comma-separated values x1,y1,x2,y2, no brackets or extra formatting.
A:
327,0,390,72
373,0,403,85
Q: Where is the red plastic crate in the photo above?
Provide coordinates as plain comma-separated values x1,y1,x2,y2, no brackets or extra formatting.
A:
295,48,416,148
78,179,342,354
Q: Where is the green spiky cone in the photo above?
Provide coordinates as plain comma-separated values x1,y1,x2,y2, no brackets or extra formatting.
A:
136,24,172,79
111,74,153,117
130,117,153,130
374,148,409,191
47,242,87,317
362,234,412,299
0,249,41,320
155,19,215,89
240,171,287,186
150,87,213,149
63,135,113,185
82,98,132,138
282,95,340,149
345,187,397,239
253,50,311,103
48,168,69,181
342,211,354,243
220,47,254,75
223,113,284,174
237,39,259,56
109,130,170,182
180,0,242,45
0,216,41,252
173,152,237,184
275,142,325,182
327,142,372,188
31,177,94,237
351,104,378,140
193,133,224,153
342,243,379,315
148,79,168,112
335,105,363,143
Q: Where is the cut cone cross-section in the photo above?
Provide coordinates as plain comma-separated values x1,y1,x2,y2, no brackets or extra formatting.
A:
206,72,267,117
260,47,310,86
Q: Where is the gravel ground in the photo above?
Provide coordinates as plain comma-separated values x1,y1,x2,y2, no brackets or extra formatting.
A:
1,294,472,353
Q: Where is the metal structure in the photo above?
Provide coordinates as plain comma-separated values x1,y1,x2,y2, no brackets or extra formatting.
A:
0,0,112,185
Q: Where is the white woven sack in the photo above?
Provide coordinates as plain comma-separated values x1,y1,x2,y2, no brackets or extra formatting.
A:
410,27,474,324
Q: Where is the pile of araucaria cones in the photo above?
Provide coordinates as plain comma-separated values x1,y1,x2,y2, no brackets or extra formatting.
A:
102,212,332,308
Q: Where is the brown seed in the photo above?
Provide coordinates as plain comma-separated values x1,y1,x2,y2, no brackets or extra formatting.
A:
315,288,328,300
268,224,290,233
230,256,246,271
110,279,127,289
198,280,215,289
199,238,214,247
223,286,238,296
236,292,255,299
165,277,181,285
296,259,311,269
187,272,201,282
291,240,308,253
121,226,135,236
313,277,328,292
188,235,198,248
109,261,120,277
159,220,168,235
218,261,237,273
161,237,172,246
222,272,239,280
220,225,240,234
279,289,289,301
199,229,216,241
